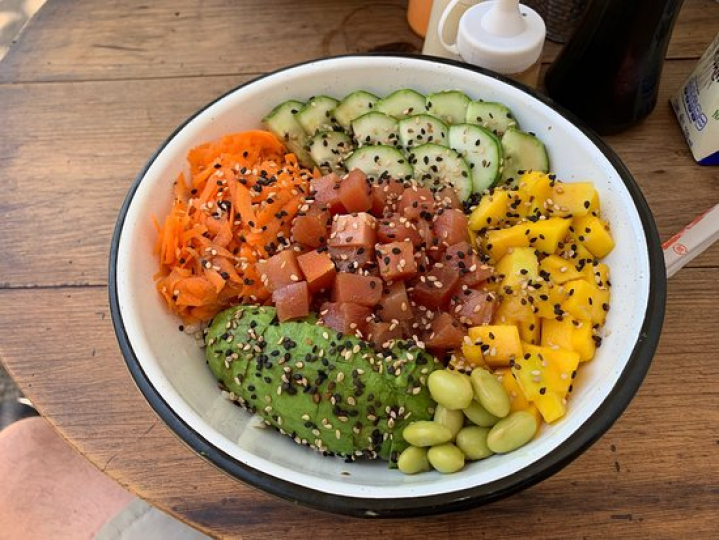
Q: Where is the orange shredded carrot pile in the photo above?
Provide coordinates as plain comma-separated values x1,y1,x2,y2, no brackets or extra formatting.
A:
153,130,316,324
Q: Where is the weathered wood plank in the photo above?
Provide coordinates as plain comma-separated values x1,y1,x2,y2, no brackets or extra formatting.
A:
0,269,717,538
0,60,716,289
0,0,716,84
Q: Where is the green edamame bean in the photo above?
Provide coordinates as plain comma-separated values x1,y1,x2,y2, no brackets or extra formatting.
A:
403,421,453,447
487,411,537,454
398,446,431,474
433,405,465,439
470,368,510,418
456,426,494,460
428,370,473,410
462,400,500,427
427,443,465,474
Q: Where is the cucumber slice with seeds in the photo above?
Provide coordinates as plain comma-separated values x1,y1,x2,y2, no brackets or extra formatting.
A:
466,101,519,136
262,99,313,167
409,143,472,201
376,89,427,119
351,112,400,147
308,131,353,175
426,91,471,125
295,95,339,136
448,124,503,193
333,90,379,131
398,114,449,150
500,128,550,185
345,145,413,181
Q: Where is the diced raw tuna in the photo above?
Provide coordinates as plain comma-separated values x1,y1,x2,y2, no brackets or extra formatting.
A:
272,281,311,322
296,249,336,293
377,213,422,246
433,208,469,247
328,212,377,249
411,265,460,310
332,272,383,307
291,205,330,248
338,169,372,213
376,241,417,281
424,312,464,350
311,173,345,214
444,241,493,287
370,178,406,216
328,246,374,272
398,186,435,220
378,281,413,322
320,301,372,336
436,187,462,210
414,219,434,248
453,290,497,326
367,321,404,349
256,250,303,293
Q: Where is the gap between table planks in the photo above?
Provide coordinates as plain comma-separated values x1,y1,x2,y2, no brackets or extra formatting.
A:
0,270,717,539
0,59,718,290
0,0,715,84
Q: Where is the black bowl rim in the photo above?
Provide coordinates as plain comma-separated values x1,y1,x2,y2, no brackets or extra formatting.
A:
109,53,667,519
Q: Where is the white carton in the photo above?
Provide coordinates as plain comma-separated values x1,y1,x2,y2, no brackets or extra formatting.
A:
671,32,719,165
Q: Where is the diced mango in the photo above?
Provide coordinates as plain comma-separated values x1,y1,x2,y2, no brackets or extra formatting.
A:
495,247,539,291
467,325,523,368
562,279,610,326
493,294,539,343
540,317,596,362
483,217,571,261
483,226,529,261
517,171,554,218
572,214,615,259
533,392,567,423
495,368,531,411
528,280,566,319
523,344,580,396
450,351,486,371
550,182,599,217
539,254,583,285
581,261,610,290
461,342,488,368
468,191,511,231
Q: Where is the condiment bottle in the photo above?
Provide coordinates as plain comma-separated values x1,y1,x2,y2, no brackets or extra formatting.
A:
422,0,480,61
437,0,546,87
544,0,685,135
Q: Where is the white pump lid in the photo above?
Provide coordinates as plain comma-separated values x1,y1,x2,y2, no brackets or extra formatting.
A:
458,0,546,74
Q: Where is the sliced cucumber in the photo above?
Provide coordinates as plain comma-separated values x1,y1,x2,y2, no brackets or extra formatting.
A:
426,90,471,125
466,101,519,136
409,143,472,201
295,96,339,136
398,114,449,150
308,131,353,175
332,90,379,131
263,99,313,167
345,145,413,181
351,112,399,147
500,128,550,185
448,124,503,193
375,89,427,119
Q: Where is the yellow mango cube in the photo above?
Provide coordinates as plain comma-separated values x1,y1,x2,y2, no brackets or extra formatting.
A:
523,344,580,396
533,392,567,423
493,294,539,343
540,317,596,362
572,214,616,259
528,281,567,319
526,217,572,255
467,325,523,368
517,171,554,217
562,279,610,326
495,369,531,411
495,247,539,291
550,182,599,217
468,191,511,231
518,315,541,344
539,254,584,284
581,261,610,290
483,226,529,261
460,343,487,368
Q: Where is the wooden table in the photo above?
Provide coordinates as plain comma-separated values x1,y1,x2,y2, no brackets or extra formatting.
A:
1,1,718,538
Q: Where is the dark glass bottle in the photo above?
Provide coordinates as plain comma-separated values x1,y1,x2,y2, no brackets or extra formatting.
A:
544,0,685,135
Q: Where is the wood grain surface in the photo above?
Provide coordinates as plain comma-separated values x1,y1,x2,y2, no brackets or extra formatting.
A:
0,0,718,538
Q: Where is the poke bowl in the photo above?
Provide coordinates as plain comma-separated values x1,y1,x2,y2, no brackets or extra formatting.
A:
109,54,666,517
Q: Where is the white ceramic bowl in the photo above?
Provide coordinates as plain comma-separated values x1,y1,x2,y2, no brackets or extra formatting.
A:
110,55,666,517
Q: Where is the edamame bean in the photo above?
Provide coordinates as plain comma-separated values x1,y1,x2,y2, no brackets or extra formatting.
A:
462,400,500,427
486,411,537,454
427,443,465,474
428,370,474,410
398,446,431,474
456,426,494,460
403,421,453,447
470,368,510,418
433,405,465,439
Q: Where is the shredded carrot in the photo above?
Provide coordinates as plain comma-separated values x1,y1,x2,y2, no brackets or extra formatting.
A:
153,130,316,324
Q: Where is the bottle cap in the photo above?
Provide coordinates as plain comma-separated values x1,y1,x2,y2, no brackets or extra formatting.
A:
459,0,546,74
